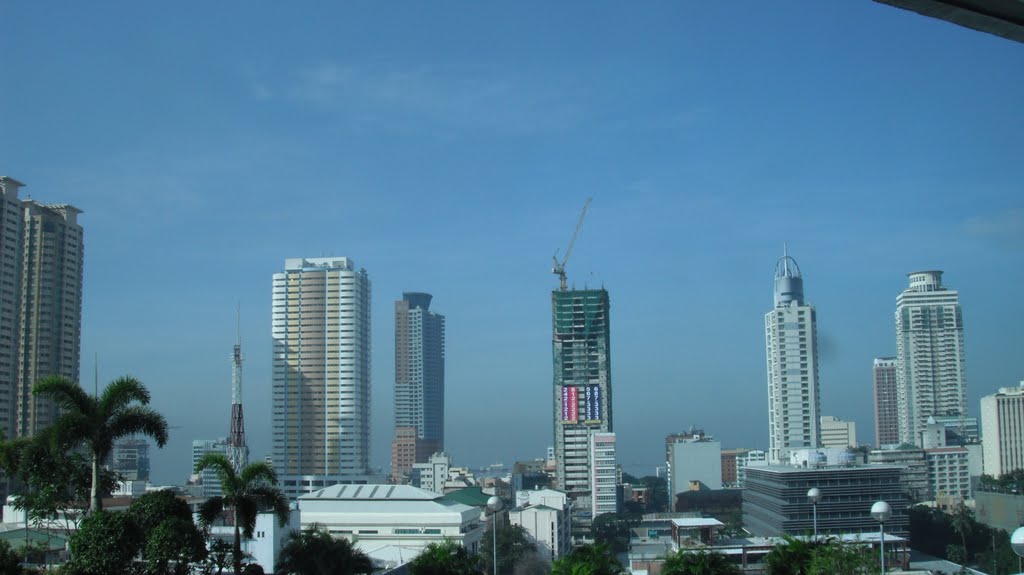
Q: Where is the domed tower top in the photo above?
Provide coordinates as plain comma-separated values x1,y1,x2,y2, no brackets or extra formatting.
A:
774,243,804,306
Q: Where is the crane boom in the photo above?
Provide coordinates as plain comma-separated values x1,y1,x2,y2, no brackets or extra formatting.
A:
552,198,592,291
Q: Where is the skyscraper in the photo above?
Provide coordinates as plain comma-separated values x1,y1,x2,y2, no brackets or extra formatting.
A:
552,288,612,528
873,357,899,446
0,177,25,440
391,292,445,483
895,271,966,446
17,198,84,438
271,257,372,497
764,248,820,464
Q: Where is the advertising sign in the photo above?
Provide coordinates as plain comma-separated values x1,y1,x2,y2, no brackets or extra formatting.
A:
584,384,602,423
561,386,578,423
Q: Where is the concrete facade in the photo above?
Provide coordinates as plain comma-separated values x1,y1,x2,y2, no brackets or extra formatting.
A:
743,465,909,537
980,381,1024,478
667,437,722,497
509,489,572,561
589,432,619,516
819,416,857,448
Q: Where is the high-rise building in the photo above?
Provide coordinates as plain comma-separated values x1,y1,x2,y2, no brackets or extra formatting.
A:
589,432,619,517
764,248,820,464
0,177,24,440
552,288,612,527
391,292,445,482
819,416,857,448
17,199,84,438
895,271,966,446
873,357,900,446
111,438,151,482
193,438,229,497
272,257,372,498
980,381,1024,478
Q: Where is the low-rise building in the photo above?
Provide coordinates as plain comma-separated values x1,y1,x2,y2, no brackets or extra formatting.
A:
981,381,1024,478
735,450,767,488
743,465,909,537
296,484,485,570
509,489,572,561
925,444,983,505
819,416,857,448
868,446,930,502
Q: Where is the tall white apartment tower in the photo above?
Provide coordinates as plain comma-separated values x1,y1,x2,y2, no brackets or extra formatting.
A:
764,247,821,464
895,271,966,446
0,177,24,440
980,381,1024,478
272,257,372,497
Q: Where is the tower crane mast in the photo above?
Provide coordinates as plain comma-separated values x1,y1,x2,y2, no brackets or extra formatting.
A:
552,198,592,291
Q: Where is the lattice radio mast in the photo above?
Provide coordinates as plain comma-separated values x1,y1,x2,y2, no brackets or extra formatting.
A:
228,306,249,472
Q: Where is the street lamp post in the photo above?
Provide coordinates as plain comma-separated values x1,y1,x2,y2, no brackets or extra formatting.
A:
487,496,504,575
871,501,892,574
1010,526,1024,574
807,488,822,539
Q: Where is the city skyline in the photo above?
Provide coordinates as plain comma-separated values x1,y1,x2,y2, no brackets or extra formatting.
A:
1,3,1022,483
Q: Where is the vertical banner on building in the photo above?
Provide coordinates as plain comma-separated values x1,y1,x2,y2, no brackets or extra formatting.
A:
584,384,602,423
561,386,578,423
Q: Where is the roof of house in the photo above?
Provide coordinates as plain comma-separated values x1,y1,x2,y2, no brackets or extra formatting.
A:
299,484,441,501
443,486,490,507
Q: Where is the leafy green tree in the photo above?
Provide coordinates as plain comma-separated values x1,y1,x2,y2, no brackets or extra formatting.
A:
66,510,143,575
408,540,482,575
763,535,817,575
998,469,1024,493
145,516,208,575
662,548,740,575
0,429,118,538
591,513,640,554
946,544,967,565
275,524,373,575
480,523,535,575
0,540,23,575
33,375,169,512
550,542,625,575
195,454,290,575
805,539,877,575
205,539,234,575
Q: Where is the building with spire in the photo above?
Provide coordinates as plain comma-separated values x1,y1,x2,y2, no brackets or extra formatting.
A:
764,247,820,464
271,257,373,498
391,292,445,483
895,271,966,446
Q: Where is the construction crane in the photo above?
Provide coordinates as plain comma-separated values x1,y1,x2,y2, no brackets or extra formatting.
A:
552,197,592,291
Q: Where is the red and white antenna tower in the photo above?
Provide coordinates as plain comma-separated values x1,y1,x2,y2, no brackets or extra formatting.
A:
228,306,249,471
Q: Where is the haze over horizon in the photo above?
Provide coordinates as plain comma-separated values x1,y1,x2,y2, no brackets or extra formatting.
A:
2,2,1022,484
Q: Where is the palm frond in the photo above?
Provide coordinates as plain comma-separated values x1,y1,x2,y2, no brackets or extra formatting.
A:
98,376,151,415
234,496,259,539
33,376,95,416
195,453,237,493
50,413,93,450
107,406,169,448
238,461,278,486
197,496,226,529
249,485,291,527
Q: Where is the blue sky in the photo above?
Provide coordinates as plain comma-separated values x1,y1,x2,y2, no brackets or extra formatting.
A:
2,2,1022,483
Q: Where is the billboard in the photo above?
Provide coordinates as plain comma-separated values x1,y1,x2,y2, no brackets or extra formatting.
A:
561,386,578,423
584,384,602,423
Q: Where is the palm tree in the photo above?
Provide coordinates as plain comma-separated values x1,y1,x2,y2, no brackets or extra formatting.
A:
949,503,974,560
33,375,169,512
763,535,817,575
551,543,625,575
662,548,740,575
408,539,482,575
196,453,290,575
275,524,373,575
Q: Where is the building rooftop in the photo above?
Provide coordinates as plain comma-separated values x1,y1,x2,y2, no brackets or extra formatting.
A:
671,518,725,529
300,484,441,501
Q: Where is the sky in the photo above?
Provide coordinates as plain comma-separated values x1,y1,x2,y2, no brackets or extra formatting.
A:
1,2,1022,484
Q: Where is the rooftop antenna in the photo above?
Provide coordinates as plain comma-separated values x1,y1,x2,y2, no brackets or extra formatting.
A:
552,198,592,291
227,303,249,472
